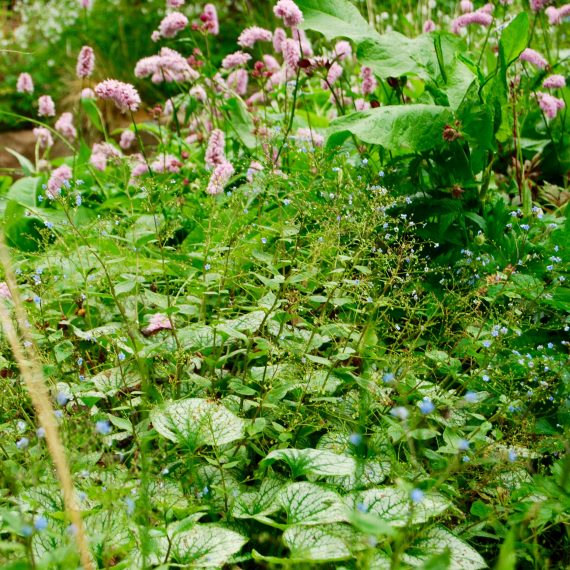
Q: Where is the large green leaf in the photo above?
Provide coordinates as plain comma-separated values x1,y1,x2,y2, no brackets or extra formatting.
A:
171,524,248,567
6,177,39,207
499,13,529,70
151,398,245,447
402,526,487,569
278,482,348,525
262,448,357,478
297,0,379,43
283,525,351,562
327,105,452,152
232,478,284,520
348,487,450,526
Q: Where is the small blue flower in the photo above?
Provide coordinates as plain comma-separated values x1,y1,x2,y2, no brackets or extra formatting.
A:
410,489,424,503
56,392,69,406
382,372,395,383
34,515,48,532
390,406,409,421
16,437,30,450
457,439,470,451
21,525,33,537
125,497,136,515
95,420,111,435
261,237,267,244
204,263,211,271
508,449,517,463
482,340,491,348
37,427,45,438
356,502,367,513
118,352,126,362
349,433,362,446
418,397,435,415
462,455,470,463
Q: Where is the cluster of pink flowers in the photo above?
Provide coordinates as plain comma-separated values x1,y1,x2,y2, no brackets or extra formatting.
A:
221,51,252,70
238,26,273,49
33,127,53,149
530,0,549,11
246,160,264,182
519,48,548,69
81,87,95,99
157,11,188,39
47,165,72,198
76,46,95,79
90,142,122,171
55,113,77,140
227,69,248,95
536,92,565,119
545,4,570,24
167,0,185,7
273,27,287,53
451,9,493,34
206,161,234,195
273,0,303,28
119,130,136,150
334,41,352,61
199,4,219,34
360,66,377,95
423,19,436,32
95,79,141,113
282,39,301,70
296,127,324,148
144,313,173,335
205,129,226,167
38,95,56,117
151,154,183,173
135,47,199,83
543,74,566,89
17,72,34,94
131,155,150,177
460,0,474,13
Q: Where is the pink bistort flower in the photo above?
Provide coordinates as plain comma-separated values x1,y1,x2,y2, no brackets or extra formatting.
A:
201,4,219,34
158,11,188,38
206,161,234,195
536,92,565,119
530,0,549,11
151,154,182,173
297,127,324,147
360,66,377,95
227,69,249,95
273,0,303,28
543,74,566,89
451,10,493,34
221,51,252,69
205,129,226,167
17,73,34,94
55,112,77,140
135,48,199,83
460,0,474,13
520,48,548,69
273,27,287,53
90,142,122,171
545,4,570,24
423,19,436,32
38,95,55,117
119,130,136,150
263,54,281,73
81,87,95,99
282,39,301,70
144,313,173,334
238,26,273,49
33,127,53,149
95,79,141,112
76,46,95,78
326,62,343,86
47,165,72,199
334,40,352,61
167,0,185,7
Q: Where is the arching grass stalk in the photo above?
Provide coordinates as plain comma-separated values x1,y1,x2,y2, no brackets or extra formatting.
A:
0,233,94,570
130,110,153,175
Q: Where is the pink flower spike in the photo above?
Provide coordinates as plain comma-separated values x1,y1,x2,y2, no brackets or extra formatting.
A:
543,74,566,89
95,79,141,113
520,48,548,69
530,0,549,11
227,69,249,95
205,129,226,167
76,46,95,78
151,154,182,173
206,161,234,195
297,127,324,147
451,11,493,34
144,313,173,335
273,0,303,28
47,165,72,199
282,39,301,71
326,62,343,85
334,40,352,61
360,66,377,95
17,73,34,94
273,27,287,53
238,26,273,49
537,92,565,119
158,12,188,38
79,0,92,8
55,113,77,140
167,0,185,7
81,88,95,99
119,130,136,150
263,54,281,73
460,0,474,13
201,4,219,35
38,95,56,117
33,127,53,149
423,19,436,32
0,282,12,300
221,51,252,69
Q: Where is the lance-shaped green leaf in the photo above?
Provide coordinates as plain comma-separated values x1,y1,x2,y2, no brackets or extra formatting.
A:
402,526,487,569
499,13,529,71
278,482,349,525
171,525,248,567
283,525,351,562
297,0,379,43
327,105,452,152
151,398,245,447
262,448,357,478
347,487,450,526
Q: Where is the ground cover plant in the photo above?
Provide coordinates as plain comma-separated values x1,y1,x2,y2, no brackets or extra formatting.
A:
0,0,569,568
